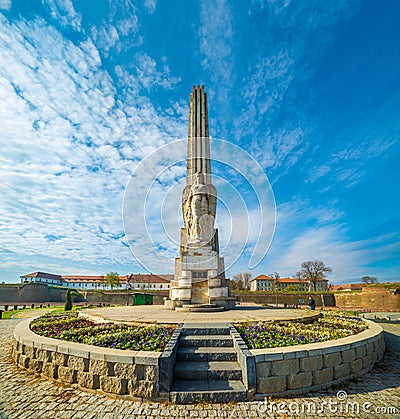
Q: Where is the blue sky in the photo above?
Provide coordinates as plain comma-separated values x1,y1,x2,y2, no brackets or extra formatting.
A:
0,0,399,284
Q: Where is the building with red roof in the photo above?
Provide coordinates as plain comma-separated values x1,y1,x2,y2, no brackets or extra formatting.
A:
20,272,172,290
250,275,328,292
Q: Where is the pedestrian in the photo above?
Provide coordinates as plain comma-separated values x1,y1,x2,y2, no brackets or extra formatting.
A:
309,296,316,310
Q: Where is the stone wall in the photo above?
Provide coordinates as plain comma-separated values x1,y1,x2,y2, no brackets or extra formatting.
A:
11,318,385,402
335,289,400,310
82,291,168,305
0,283,85,304
234,293,336,307
252,320,385,398
0,283,49,304
11,319,175,401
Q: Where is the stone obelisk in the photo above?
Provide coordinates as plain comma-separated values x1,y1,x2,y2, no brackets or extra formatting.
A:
166,85,234,311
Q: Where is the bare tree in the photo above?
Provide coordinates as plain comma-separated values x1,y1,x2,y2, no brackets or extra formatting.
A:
296,261,332,291
361,276,378,285
232,272,252,290
269,272,280,291
242,272,252,290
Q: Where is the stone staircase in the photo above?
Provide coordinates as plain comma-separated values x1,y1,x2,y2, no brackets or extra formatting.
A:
170,323,247,403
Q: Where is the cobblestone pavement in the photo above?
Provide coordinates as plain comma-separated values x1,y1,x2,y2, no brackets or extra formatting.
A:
0,319,399,419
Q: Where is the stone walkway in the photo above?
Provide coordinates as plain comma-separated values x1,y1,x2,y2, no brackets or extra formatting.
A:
81,305,319,324
0,319,399,419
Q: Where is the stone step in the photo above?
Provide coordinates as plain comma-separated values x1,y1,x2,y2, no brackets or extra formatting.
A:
170,380,247,404
181,326,230,336
175,306,224,312
177,346,237,362
179,335,233,347
174,361,242,381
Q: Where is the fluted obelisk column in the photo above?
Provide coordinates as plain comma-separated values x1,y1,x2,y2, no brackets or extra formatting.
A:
186,85,211,185
166,85,234,311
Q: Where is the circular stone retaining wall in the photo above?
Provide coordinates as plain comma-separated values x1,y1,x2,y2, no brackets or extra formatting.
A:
11,318,385,402
10,318,171,401
251,319,385,399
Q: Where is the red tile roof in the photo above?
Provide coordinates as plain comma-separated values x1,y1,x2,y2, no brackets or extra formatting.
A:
62,275,129,284
251,275,273,281
251,276,328,284
21,272,172,285
20,272,62,280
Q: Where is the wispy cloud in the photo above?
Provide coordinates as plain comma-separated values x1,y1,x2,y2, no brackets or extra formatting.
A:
0,12,185,277
43,0,82,31
0,0,11,11
261,197,400,282
306,136,396,187
143,0,157,14
234,1,362,176
199,0,234,106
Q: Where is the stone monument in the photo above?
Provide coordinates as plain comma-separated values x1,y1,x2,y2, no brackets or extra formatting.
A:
166,85,235,311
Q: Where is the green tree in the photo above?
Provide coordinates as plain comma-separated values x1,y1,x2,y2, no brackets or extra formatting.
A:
296,260,332,291
285,284,300,292
64,289,73,311
105,272,120,289
361,275,378,285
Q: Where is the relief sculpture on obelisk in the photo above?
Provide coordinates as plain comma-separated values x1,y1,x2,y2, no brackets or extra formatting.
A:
183,172,216,245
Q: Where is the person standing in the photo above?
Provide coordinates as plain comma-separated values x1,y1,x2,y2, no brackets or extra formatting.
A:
309,296,316,310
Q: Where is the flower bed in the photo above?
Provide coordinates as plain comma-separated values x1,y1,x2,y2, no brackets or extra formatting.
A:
30,313,175,352
236,312,368,349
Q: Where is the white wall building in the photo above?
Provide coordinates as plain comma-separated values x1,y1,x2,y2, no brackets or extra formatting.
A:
250,275,328,292
20,272,172,291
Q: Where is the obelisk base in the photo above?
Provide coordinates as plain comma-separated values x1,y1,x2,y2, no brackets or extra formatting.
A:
166,245,235,310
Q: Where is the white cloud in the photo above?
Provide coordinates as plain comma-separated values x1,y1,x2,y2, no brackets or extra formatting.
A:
0,0,11,11
304,137,396,188
199,0,234,105
235,1,362,175
259,197,400,283
143,0,157,14
0,13,186,280
90,0,141,55
133,53,180,90
306,165,331,183
43,0,82,31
